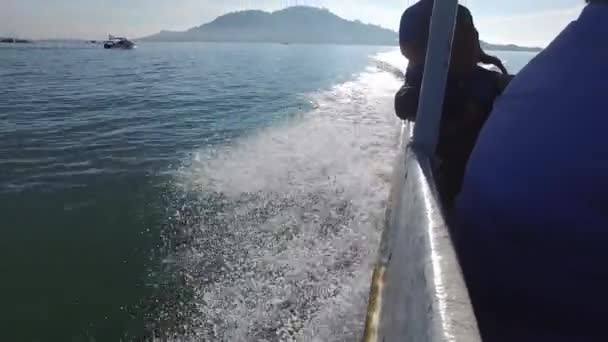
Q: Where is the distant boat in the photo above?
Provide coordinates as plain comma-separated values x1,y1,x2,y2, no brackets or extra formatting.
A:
0,38,32,44
103,35,135,49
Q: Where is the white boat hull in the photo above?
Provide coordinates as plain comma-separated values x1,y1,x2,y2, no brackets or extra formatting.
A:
363,123,481,342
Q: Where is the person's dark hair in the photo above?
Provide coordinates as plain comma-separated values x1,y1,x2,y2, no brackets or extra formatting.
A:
400,0,509,74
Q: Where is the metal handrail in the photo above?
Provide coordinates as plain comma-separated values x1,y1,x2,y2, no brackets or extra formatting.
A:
412,0,459,158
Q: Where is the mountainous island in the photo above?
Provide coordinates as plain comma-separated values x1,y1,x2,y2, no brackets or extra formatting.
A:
480,42,541,52
141,6,395,45
142,6,541,52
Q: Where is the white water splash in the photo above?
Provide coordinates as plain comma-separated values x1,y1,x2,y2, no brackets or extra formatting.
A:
161,50,405,341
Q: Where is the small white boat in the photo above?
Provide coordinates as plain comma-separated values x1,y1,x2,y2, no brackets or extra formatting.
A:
103,35,135,49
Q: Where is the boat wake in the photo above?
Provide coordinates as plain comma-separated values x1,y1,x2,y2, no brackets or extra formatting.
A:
149,51,404,341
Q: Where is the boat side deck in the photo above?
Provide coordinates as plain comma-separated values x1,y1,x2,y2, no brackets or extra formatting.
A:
364,123,481,342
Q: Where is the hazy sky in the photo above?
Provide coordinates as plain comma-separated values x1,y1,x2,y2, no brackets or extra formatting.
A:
0,0,587,46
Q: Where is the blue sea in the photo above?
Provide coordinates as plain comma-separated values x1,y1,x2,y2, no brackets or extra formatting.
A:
0,42,536,341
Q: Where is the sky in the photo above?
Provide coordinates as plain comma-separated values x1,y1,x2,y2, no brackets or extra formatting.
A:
0,0,587,46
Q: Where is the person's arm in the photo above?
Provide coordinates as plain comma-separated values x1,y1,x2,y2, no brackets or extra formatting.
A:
395,81,421,121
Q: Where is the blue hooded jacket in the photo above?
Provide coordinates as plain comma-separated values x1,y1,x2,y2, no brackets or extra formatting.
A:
456,3,608,339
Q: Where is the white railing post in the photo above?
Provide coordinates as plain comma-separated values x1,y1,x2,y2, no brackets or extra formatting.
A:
412,0,459,157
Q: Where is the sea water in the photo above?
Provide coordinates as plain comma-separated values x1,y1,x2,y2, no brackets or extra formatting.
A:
0,42,535,341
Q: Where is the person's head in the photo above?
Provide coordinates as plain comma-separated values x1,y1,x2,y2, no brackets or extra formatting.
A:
399,0,507,74
399,0,444,66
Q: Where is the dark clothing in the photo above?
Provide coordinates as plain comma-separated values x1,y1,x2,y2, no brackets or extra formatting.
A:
395,65,508,208
456,3,608,341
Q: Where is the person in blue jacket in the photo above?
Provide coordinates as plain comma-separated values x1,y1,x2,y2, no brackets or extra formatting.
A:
456,1,608,340
395,0,512,209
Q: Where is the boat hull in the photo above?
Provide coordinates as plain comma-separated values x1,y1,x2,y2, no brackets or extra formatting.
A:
103,41,135,49
363,123,481,342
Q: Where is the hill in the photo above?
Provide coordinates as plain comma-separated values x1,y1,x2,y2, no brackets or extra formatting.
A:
140,6,542,51
481,41,542,52
140,7,397,45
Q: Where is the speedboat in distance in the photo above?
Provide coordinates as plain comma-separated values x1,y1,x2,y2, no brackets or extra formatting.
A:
103,35,135,49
